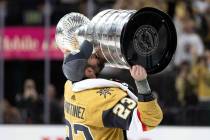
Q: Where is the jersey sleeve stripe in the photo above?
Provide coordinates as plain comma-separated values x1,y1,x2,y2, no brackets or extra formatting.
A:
137,110,148,131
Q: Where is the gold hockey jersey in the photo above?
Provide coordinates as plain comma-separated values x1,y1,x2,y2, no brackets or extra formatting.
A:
64,79,163,140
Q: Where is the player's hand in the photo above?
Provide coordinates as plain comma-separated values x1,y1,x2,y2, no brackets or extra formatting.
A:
130,65,147,81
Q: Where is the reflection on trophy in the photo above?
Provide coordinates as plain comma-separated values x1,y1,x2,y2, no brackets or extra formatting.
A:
55,7,177,74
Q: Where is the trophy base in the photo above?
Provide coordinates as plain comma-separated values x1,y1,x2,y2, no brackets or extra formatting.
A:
121,7,177,74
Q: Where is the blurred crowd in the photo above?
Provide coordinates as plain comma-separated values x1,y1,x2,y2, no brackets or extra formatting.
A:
1,79,64,124
168,0,210,106
1,0,210,125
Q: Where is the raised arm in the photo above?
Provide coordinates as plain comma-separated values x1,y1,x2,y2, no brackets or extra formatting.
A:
130,65,163,130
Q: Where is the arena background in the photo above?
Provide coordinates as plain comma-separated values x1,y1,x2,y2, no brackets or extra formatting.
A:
0,0,210,140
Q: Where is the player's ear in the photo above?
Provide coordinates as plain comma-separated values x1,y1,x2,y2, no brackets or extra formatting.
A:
84,66,96,78
84,66,91,75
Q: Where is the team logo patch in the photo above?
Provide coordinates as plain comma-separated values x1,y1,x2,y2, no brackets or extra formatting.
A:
97,88,113,98
71,95,76,100
133,25,159,56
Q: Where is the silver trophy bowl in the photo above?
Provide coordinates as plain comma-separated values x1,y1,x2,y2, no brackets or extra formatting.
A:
56,7,177,74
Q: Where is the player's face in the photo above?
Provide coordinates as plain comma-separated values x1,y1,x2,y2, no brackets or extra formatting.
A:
85,51,105,79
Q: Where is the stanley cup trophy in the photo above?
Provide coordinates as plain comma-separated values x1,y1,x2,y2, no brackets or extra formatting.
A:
55,7,177,74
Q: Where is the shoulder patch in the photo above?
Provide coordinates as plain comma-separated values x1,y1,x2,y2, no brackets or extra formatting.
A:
96,88,113,98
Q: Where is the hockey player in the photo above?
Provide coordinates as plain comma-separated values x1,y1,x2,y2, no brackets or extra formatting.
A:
61,40,163,140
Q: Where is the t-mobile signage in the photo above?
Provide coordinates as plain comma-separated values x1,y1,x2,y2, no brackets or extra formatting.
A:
2,27,63,60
